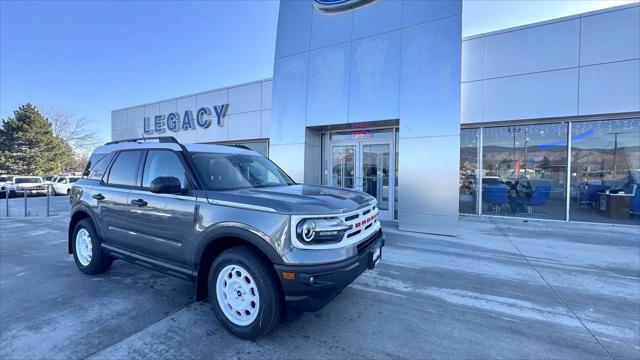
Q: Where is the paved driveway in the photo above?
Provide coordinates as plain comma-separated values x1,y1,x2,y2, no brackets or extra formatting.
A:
0,215,638,359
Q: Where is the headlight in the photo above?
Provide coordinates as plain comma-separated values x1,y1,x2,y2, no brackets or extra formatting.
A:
296,218,349,244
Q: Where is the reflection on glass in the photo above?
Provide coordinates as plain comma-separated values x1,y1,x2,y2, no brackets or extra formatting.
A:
395,131,399,220
362,144,390,210
332,145,355,189
482,123,568,220
569,119,640,225
460,129,479,214
321,133,329,185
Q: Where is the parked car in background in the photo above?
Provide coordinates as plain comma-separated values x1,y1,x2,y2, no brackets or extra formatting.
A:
11,176,48,197
0,175,16,198
52,176,80,195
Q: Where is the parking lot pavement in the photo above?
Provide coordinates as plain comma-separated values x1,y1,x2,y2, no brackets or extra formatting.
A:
1,216,638,359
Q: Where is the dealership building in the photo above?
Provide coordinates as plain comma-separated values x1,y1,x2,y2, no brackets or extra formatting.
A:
111,1,640,234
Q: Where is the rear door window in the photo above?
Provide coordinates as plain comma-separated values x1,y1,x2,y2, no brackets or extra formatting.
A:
86,152,116,180
107,151,143,187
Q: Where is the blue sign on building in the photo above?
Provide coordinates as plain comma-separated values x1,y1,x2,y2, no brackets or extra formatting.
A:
143,104,228,135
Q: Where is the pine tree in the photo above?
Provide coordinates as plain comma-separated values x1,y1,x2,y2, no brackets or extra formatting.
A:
0,103,66,175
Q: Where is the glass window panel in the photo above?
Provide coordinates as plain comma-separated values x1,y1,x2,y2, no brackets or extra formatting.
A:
321,133,329,185
107,151,143,187
569,118,640,225
395,130,399,220
331,145,355,189
362,143,390,210
142,151,187,188
460,128,479,214
482,123,568,220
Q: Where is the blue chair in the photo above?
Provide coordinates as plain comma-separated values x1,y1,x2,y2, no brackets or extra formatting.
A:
583,185,609,208
483,186,509,213
521,186,551,215
630,189,640,216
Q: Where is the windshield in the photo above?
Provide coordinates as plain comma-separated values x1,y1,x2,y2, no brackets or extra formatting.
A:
191,152,295,191
15,177,42,184
69,177,80,183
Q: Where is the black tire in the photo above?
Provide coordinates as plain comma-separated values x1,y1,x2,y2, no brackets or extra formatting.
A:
208,246,282,340
72,219,113,275
66,189,70,195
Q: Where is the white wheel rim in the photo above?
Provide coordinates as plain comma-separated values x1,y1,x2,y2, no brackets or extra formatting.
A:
75,228,93,266
216,264,260,326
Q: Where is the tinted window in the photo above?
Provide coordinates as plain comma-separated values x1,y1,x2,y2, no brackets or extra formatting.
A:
0,177,7,182
107,151,143,186
15,177,42,184
87,152,116,180
142,151,187,188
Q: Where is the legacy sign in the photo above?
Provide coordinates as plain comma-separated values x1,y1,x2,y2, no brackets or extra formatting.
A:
143,104,228,135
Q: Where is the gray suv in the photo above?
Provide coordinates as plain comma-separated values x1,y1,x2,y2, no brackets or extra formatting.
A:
68,136,384,339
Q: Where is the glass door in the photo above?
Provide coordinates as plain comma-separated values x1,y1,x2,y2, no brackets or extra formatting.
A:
361,142,391,215
331,144,356,189
329,138,395,220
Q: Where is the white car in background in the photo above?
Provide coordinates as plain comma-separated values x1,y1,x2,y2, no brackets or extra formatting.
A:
11,176,48,197
0,175,16,198
51,176,80,195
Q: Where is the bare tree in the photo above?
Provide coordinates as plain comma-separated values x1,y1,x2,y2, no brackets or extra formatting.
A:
44,107,100,156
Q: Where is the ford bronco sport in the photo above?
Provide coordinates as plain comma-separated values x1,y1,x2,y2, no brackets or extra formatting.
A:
68,136,384,339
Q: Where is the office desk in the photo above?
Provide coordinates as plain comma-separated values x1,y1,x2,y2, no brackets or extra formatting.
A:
598,193,633,219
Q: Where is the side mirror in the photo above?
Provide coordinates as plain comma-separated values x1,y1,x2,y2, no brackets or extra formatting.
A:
150,176,182,194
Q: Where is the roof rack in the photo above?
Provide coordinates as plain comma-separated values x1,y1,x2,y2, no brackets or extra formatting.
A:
104,136,179,145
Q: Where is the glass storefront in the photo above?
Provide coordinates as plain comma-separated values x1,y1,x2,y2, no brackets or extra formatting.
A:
570,119,640,225
460,118,640,226
460,129,479,214
482,123,568,220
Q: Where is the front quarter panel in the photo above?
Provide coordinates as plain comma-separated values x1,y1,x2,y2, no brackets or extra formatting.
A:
193,204,292,266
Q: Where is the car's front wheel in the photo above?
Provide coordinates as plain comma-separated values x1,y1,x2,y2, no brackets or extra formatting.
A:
72,219,113,274
208,246,282,339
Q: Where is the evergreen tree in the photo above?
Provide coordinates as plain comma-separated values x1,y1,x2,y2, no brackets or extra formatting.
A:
0,103,66,175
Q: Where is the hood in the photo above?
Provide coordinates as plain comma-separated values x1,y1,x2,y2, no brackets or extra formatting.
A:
205,184,375,215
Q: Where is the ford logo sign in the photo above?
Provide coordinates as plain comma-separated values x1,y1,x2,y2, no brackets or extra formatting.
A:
314,0,375,12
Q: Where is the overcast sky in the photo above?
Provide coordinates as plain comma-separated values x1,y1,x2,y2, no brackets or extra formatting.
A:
1,0,637,143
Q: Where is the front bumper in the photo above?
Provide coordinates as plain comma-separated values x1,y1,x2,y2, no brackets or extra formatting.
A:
274,229,384,312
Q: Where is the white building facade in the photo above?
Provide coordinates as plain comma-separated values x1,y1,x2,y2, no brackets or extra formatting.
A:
112,1,640,232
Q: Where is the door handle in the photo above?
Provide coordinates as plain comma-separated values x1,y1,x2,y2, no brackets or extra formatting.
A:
92,193,105,201
130,199,148,207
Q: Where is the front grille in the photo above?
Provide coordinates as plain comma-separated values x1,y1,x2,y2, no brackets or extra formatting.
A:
357,230,380,256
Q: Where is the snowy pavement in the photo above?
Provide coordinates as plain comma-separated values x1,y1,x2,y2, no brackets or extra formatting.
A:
0,215,638,359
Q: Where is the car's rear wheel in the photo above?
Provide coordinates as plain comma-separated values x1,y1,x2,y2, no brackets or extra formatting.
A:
208,246,282,339
73,219,113,274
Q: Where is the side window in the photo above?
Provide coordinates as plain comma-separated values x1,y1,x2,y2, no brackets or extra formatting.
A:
87,152,116,180
142,151,187,188
107,151,143,186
